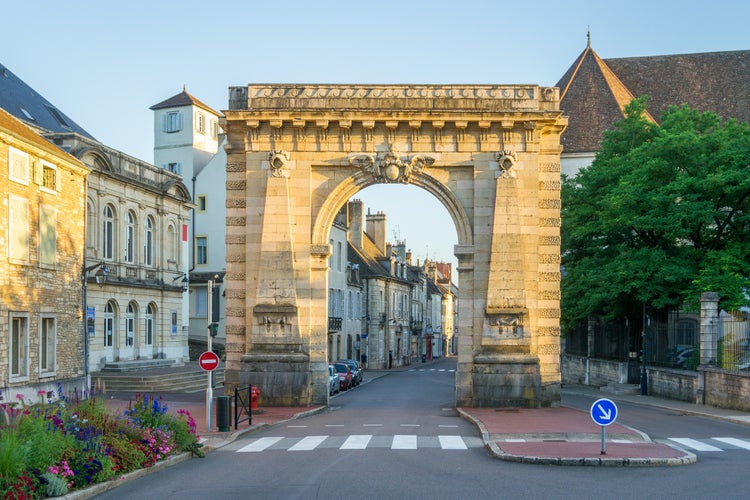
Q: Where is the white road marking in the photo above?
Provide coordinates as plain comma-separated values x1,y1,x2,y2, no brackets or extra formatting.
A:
289,435,328,451
400,424,420,427
439,425,459,428
237,437,284,452
392,435,418,449
325,424,345,427
439,435,468,450
341,435,372,450
668,438,722,451
713,437,750,450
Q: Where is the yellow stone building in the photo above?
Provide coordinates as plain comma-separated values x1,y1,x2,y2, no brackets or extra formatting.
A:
0,108,90,400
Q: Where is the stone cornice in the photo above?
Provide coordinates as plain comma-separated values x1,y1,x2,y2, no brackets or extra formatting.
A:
228,84,560,112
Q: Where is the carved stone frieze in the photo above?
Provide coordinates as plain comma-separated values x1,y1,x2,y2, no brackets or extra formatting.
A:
349,149,435,184
488,313,524,339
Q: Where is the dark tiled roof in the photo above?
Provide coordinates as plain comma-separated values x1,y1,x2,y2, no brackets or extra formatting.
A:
150,87,221,116
0,107,83,165
0,63,95,139
557,47,750,154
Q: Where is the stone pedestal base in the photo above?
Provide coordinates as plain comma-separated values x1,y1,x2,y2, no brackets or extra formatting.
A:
240,347,310,406
472,352,549,408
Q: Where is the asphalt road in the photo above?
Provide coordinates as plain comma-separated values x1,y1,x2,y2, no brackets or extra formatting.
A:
94,358,750,500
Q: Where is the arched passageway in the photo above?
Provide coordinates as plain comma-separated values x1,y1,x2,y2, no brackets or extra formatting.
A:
222,84,566,407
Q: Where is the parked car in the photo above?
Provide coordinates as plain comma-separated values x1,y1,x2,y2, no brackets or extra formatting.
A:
332,362,353,391
337,360,362,387
328,364,340,395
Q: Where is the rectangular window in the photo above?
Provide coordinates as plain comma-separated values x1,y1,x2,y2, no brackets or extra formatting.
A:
196,236,208,265
9,195,29,262
166,162,182,175
39,204,56,266
9,147,30,184
10,314,29,379
40,316,56,374
196,195,207,212
211,119,219,138
164,111,182,133
195,112,205,133
196,287,208,316
38,161,59,192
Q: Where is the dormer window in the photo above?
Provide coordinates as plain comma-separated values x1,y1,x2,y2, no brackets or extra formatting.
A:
45,105,70,129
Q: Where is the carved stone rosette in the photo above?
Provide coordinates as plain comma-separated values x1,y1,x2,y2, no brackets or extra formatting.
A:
349,149,435,184
268,150,290,177
495,150,517,178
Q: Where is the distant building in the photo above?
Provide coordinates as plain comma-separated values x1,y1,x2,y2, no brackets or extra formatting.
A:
150,89,227,355
1,63,192,378
557,40,750,176
1,107,90,400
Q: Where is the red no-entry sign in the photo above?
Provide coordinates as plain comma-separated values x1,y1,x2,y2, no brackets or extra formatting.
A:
198,351,220,371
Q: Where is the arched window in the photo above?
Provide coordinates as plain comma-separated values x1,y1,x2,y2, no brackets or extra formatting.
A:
102,205,115,261
125,210,136,263
167,223,177,266
126,302,137,347
103,301,115,347
144,216,154,267
145,303,156,345
86,201,95,249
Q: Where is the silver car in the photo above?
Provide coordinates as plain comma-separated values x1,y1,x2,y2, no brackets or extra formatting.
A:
328,364,340,395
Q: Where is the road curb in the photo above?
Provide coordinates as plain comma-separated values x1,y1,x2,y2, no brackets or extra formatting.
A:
457,407,697,467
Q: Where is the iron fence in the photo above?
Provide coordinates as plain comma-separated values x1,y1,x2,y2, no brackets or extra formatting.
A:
718,311,750,371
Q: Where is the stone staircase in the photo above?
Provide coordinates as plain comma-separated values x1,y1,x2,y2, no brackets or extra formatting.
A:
92,360,225,394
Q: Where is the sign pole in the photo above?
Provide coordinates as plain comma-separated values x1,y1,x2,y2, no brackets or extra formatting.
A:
206,279,213,432
590,398,618,456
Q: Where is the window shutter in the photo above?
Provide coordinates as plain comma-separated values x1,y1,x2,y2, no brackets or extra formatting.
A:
162,113,168,132
34,160,43,185
54,168,61,191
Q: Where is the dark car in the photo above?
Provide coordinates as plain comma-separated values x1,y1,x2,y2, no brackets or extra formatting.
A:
337,359,362,387
332,362,353,391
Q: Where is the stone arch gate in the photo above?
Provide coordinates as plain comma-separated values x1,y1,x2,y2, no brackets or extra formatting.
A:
221,84,567,408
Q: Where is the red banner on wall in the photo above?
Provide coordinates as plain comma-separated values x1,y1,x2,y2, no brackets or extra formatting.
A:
182,224,188,242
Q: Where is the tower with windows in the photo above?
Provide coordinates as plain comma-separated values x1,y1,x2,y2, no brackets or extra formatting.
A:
151,89,227,349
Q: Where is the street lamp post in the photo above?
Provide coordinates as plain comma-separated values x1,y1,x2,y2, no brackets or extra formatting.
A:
82,261,108,393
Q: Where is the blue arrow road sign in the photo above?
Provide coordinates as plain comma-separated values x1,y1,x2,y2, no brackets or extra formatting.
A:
590,398,618,426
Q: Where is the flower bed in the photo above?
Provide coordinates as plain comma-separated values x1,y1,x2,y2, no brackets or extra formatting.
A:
0,385,203,499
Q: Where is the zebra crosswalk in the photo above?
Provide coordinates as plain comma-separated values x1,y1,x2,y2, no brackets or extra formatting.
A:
230,434,483,453
665,437,750,452
408,368,455,372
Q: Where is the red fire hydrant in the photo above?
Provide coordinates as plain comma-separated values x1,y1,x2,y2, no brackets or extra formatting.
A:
251,386,261,410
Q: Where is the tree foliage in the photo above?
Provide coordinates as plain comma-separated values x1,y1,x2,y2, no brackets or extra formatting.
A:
561,96,750,330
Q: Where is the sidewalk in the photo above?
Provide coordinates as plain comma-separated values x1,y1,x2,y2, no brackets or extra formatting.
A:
459,384,750,466
99,366,750,467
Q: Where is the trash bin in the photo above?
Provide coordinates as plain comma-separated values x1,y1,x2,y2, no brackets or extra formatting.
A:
216,395,231,432
422,354,426,363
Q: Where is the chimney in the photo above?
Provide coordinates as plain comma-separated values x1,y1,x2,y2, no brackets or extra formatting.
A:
348,199,364,249
366,210,387,256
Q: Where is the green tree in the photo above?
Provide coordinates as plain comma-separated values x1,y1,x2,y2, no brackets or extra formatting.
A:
561,96,750,331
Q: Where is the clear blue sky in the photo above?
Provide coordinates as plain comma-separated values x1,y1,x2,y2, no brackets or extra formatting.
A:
3,0,748,274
